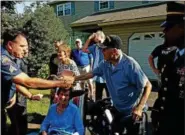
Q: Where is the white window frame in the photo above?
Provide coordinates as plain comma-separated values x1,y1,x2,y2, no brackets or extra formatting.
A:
57,2,71,16
99,1,109,10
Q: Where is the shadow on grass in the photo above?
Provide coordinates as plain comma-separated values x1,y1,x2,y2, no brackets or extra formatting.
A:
27,113,45,124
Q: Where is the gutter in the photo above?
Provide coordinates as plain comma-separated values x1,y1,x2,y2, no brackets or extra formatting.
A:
99,15,166,26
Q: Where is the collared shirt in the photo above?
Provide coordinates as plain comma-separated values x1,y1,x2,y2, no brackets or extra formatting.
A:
16,58,28,108
92,53,148,115
71,49,93,67
40,102,84,135
88,44,106,83
1,46,22,107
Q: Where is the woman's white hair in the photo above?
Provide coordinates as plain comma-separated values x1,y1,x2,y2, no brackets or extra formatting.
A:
96,30,105,41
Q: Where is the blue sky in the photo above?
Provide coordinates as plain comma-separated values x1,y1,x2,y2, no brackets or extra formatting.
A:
15,2,32,14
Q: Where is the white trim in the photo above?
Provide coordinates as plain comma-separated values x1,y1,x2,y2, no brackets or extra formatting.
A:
99,1,109,10
56,2,71,16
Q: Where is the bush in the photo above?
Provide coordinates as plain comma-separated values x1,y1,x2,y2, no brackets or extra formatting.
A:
37,64,49,79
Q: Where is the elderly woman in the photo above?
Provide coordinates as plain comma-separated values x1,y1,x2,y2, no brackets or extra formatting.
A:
40,88,84,135
51,43,85,118
57,43,81,90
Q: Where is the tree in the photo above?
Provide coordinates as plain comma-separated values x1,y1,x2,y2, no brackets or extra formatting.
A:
23,4,69,77
1,1,17,13
1,2,69,77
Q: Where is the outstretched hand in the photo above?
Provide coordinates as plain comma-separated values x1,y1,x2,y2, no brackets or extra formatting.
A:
31,94,43,101
58,70,75,89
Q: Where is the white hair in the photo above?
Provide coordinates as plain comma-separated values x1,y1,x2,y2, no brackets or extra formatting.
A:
96,30,105,41
75,38,82,48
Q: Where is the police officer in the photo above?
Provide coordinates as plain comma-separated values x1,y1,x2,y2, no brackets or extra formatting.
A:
148,43,177,86
6,48,42,135
151,2,184,135
1,29,74,134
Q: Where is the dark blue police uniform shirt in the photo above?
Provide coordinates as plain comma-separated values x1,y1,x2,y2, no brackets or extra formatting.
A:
1,46,22,107
71,49,93,67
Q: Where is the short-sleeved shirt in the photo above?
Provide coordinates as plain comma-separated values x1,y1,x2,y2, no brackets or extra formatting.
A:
92,53,148,116
151,44,177,71
57,59,81,90
71,49,93,67
16,58,28,108
1,47,22,108
88,44,105,83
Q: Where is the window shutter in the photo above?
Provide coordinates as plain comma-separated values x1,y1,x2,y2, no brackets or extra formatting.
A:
94,1,99,12
71,2,75,15
109,1,114,9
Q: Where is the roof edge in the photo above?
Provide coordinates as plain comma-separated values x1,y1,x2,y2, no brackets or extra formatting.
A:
99,15,165,26
71,20,102,28
99,15,166,26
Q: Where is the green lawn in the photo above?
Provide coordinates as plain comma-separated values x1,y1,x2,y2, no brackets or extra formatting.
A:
27,89,50,116
7,89,51,134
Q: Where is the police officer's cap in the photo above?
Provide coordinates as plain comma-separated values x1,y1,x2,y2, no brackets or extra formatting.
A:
160,2,184,28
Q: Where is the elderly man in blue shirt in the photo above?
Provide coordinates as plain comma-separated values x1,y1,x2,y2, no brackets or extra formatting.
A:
75,35,152,134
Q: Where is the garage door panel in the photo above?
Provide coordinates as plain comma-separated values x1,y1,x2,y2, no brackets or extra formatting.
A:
129,32,164,80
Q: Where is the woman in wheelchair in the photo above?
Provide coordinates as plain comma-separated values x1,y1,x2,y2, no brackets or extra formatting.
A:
40,87,84,135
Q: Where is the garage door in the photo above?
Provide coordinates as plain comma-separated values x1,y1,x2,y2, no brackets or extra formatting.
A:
129,32,164,80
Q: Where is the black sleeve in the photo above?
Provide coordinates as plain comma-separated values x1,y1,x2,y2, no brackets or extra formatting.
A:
49,54,58,75
151,45,163,58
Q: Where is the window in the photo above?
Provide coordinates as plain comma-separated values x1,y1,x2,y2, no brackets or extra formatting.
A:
57,2,71,16
144,34,155,40
99,1,109,10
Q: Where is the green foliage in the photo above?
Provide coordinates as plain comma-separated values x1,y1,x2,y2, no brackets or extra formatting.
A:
37,64,49,79
23,4,69,75
1,1,17,13
1,2,69,76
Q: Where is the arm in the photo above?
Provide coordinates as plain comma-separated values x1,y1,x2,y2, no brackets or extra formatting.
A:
82,33,96,53
13,72,74,89
137,80,152,109
132,80,152,120
126,59,152,119
75,72,94,81
16,84,32,99
16,85,43,100
148,55,159,75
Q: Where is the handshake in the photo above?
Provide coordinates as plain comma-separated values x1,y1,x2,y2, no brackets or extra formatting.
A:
49,70,76,89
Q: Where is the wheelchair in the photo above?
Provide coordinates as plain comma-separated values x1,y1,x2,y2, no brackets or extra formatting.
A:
84,97,149,135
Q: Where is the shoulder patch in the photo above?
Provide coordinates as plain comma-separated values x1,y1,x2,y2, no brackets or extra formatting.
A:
1,56,12,65
9,65,17,73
